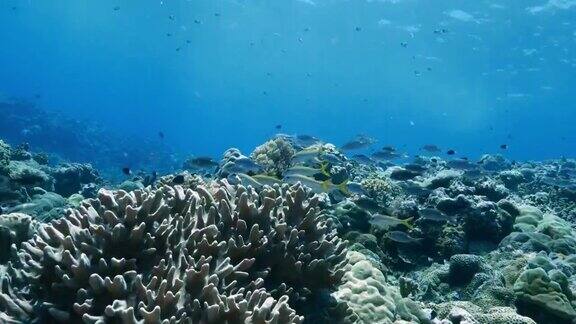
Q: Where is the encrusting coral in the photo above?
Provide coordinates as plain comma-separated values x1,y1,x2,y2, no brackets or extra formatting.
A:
0,180,347,323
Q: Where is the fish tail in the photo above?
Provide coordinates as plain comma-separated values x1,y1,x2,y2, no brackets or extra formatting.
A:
338,180,350,195
322,180,331,191
402,217,414,229
319,161,330,176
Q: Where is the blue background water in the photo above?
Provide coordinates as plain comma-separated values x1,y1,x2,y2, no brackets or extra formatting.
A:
1,0,575,166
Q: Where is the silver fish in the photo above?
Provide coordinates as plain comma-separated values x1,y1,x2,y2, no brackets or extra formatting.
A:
386,231,423,244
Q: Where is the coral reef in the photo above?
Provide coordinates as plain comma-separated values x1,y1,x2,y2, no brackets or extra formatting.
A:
1,134,576,323
250,137,295,177
0,213,37,263
360,175,401,208
333,251,400,323
52,163,101,197
0,141,102,222
0,181,347,322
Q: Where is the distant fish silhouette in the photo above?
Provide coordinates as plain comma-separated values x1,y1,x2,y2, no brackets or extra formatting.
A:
158,131,165,140
500,144,508,150
122,167,131,175
446,149,456,155
422,144,441,153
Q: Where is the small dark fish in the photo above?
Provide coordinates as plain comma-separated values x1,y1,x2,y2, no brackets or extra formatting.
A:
422,144,441,153
113,6,120,11
158,131,165,139
387,231,422,244
446,149,456,155
401,42,408,48
500,144,508,150
355,27,362,32
172,174,185,184
418,208,452,222
275,124,282,130
122,167,131,175
169,15,175,20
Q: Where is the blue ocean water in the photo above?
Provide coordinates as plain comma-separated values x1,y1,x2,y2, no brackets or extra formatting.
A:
1,0,575,168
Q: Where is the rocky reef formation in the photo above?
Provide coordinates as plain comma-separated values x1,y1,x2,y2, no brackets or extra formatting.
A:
0,140,102,219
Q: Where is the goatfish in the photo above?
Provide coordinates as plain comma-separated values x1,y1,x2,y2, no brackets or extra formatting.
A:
283,174,349,194
292,147,324,164
369,214,414,230
418,208,453,222
230,173,282,188
319,152,343,164
284,163,330,177
386,231,423,244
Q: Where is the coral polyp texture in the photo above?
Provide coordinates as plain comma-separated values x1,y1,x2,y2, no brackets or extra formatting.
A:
0,181,347,323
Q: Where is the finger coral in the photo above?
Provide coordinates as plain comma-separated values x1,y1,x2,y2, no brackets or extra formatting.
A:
0,180,347,323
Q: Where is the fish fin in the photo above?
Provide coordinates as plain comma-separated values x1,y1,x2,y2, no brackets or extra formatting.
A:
319,161,330,177
338,180,350,196
402,217,414,230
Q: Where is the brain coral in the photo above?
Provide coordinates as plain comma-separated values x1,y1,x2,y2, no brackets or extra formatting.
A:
0,180,347,323
333,251,400,323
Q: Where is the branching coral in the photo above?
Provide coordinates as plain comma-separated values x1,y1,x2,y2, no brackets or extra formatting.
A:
0,181,347,323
